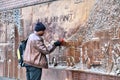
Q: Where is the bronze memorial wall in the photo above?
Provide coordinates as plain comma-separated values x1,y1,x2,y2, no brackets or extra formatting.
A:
20,0,120,80
0,0,120,80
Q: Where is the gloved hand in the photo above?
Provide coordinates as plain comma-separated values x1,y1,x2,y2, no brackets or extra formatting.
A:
54,40,62,46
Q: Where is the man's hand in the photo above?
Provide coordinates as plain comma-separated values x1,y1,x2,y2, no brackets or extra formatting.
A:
54,40,62,46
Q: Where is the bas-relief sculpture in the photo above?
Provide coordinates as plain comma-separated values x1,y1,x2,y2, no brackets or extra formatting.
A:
0,0,119,79
21,0,120,77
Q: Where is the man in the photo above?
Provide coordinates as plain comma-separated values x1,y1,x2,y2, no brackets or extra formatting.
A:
23,22,62,80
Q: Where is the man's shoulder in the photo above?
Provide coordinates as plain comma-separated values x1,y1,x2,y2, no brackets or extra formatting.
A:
29,33,42,40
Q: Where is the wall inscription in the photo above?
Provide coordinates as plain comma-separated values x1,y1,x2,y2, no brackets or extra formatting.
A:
39,13,73,23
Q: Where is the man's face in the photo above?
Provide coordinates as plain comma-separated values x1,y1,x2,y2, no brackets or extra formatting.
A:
37,30,45,36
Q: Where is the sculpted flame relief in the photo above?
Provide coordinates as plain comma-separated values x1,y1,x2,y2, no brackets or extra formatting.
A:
48,28,120,76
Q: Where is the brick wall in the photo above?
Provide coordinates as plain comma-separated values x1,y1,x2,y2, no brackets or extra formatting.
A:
0,0,57,11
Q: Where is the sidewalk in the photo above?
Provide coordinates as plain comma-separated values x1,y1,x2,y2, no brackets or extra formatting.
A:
0,77,19,80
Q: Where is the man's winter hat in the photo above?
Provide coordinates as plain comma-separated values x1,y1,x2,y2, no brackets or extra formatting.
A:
34,22,46,32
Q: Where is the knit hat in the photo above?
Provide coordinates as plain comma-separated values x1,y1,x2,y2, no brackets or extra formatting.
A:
34,22,46,32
